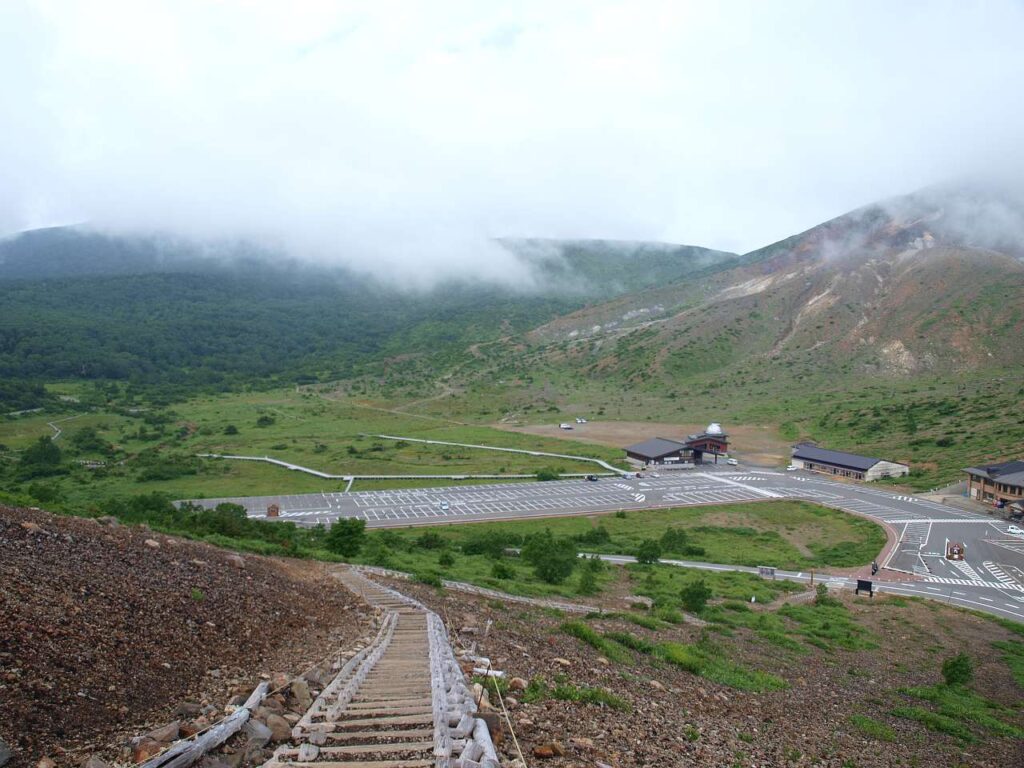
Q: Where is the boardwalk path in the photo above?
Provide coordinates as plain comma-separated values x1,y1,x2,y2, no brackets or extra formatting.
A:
263,569,499,768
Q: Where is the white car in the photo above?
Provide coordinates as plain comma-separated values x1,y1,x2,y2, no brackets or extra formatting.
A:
786,465,798,472
439,501,450,511
1007,524,1024,537
726,458,739,466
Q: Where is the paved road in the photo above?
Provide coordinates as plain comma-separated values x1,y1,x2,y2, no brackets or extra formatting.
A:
187,466,1024,621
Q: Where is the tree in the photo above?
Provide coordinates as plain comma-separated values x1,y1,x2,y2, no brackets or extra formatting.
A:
18,436,63,478
522,530,578,584
636,539,662,564
223,424,239,435
680,578,712,614
325,517,366,557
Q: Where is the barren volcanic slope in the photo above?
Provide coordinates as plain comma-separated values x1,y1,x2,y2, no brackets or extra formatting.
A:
513,184,1024,384
0,507,368,768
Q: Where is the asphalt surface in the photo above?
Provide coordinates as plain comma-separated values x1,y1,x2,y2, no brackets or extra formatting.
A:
188,466,1024,621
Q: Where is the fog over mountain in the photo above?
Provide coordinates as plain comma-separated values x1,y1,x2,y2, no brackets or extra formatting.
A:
2,1,1024,285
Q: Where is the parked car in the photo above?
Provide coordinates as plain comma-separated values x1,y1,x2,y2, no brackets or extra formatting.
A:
1007,524,1024,537
585,475,599,482
439,500,450,511
786,465,798,472
726,458,739,466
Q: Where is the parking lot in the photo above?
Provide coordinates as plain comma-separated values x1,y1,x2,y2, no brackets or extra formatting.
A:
186,466,1024,620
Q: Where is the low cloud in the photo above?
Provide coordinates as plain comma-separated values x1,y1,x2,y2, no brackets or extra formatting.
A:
2,1,1023,285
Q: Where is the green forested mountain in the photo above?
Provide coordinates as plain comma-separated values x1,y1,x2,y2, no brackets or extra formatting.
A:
0,227,741,406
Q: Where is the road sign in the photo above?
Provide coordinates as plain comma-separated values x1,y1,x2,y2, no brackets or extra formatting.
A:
855,579,873,597
757,565,776,579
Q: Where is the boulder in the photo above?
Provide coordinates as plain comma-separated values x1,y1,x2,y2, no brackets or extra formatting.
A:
81,756,110,768
174,701,203,717
532,742,565,759
570,737,595,750
226,555,246,569
131,739,162,764
289,679,312,711
144,721,180,742
96,516,120,527
21,522,42,533
263,713,291,743
37,760,56,768
553,657,571,667
650,680,666,691
504,696,519,709
243,718,273,748
476,712,504,747
509,677,528,691
143,539,161,549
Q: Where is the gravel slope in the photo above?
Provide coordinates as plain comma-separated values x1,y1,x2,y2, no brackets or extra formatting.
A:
0,506,368,768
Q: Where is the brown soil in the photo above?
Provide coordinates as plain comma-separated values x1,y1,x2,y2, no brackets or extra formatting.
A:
0,507,371,767
386,576,1024,768
496,420,791,466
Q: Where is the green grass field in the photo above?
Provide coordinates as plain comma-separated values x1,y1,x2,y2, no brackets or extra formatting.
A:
0,386,629,506
371,500,886,571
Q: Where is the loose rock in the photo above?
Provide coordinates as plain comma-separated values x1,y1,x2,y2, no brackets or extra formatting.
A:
263,713,291,743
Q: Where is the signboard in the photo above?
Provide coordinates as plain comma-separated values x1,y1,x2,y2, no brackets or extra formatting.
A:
855,579,873,597
946,542,965,561
757,566,776,580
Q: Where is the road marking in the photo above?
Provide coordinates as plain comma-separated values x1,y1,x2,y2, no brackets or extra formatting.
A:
698,472,783,498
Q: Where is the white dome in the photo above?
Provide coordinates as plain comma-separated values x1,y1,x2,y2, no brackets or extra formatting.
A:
706,422,724,435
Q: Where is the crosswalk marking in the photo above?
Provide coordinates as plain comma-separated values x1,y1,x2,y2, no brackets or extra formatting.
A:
922,576,1024,592
950,560,982,581
983,561,1023,588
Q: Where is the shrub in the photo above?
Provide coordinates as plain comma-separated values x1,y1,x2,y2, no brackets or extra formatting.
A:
575,525,611,546
463,530,519,559
438,551,455,568
415,571,443,588
416,531,446,550
814,583,838,606
490,560,515,579
941,652,973,686
577,567,599,595
680,578,712,614
535,468,560,481
223,424,238,435
660,527,706,556
325,518,366,557
636,539,662,564
522,530,578,584
255,414,275,427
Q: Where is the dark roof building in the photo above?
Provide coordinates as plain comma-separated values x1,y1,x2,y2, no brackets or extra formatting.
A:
791,443,909,481
625,437,690,463
625,424,730,466
963,460,1024,505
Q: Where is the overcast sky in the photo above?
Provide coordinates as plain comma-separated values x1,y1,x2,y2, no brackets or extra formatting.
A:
2,1,1023,282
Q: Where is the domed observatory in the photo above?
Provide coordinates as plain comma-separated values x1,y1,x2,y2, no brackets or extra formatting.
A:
684,423,729,464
